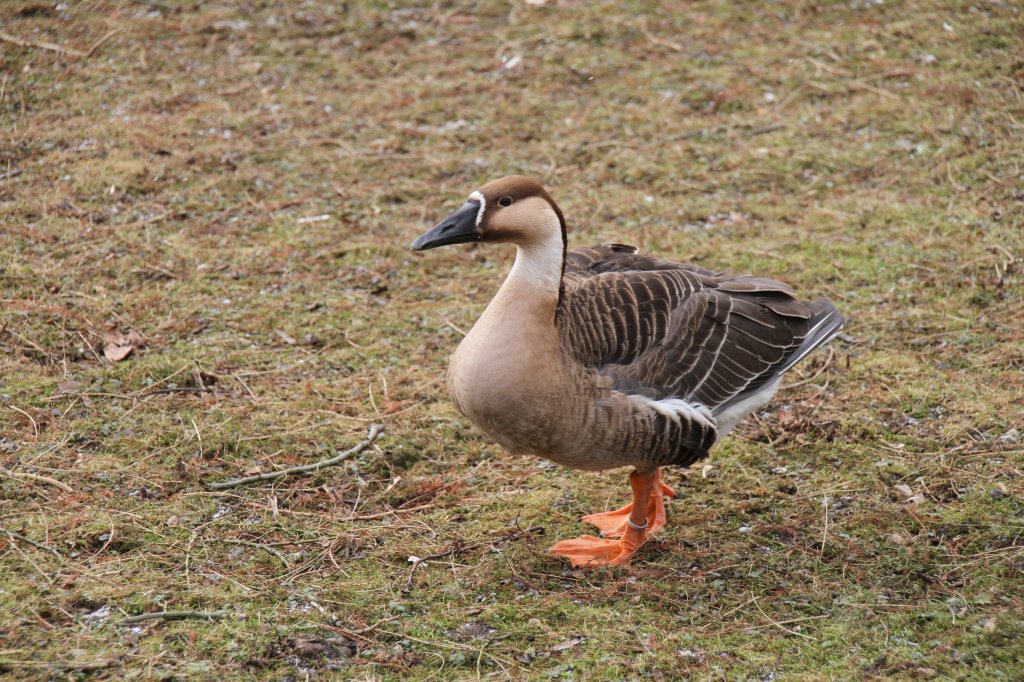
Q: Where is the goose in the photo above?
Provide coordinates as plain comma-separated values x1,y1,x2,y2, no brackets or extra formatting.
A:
411,176,844,567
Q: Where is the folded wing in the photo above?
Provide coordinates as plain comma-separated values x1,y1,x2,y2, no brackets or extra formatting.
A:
559,244,843,415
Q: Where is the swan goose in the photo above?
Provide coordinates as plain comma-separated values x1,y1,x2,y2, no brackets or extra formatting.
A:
411,176,843,567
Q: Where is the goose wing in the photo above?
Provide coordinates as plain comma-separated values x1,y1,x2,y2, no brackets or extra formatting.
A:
559,244,842,413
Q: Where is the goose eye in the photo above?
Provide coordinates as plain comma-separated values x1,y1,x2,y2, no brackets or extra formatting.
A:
497,196,514,207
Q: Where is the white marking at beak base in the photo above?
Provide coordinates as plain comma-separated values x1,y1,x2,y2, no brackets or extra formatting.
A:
468,191,486,227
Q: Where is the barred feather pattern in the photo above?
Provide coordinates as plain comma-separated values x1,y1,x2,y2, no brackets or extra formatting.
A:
556,244,843,469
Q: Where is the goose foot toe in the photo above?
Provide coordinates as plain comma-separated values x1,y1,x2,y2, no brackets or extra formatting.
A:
581,504,634,538
549,527,647,567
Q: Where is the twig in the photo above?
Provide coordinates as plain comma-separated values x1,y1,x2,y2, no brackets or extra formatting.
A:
83,28,121,58
8,405,38,438
0,660,119,672
639,18,683,52
753,596,817,641
0,28,119,59
327,615,400,642
0,31,87,57
1,526,65,560
375,628,514,671
2,468,74,493
205,424,384,490
405,546,468,591
221,539,291,568
404,527,542,592
236,417,326,443
820,496,830,558
191,417,203,459
5,328,51,360
442,317,467,336
117,610,233,625
348,503,434,521
703,613,831,638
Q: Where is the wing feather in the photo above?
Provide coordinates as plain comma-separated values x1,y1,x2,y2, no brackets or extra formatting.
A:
559,244,843,414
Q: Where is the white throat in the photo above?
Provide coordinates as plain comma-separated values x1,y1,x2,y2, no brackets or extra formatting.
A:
507,216,564,298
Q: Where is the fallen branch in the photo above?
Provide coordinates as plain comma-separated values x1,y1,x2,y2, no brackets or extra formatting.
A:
117,610,233,626
205,424,384,490
2,468,74,494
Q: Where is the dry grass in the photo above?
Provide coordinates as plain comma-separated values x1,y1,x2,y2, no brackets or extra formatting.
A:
1,0,1022,679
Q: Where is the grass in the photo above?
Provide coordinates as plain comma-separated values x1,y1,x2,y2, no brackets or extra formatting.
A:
1,0,1022,679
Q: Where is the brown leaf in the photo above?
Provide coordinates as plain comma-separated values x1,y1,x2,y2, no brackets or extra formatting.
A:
56,379,82,395
104,344,134,362
101,329,144,362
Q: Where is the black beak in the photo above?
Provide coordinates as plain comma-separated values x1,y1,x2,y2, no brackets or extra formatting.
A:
411,200,482,252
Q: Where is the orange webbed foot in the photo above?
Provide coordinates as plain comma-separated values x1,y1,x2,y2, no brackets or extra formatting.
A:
548,527,646,567
581,504,634,538
580,473,675,539
551,468,673,567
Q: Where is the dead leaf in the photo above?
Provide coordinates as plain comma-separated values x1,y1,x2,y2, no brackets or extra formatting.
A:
104,344,133,362
56,379,82,395
550,637,583,652
101,329,144,362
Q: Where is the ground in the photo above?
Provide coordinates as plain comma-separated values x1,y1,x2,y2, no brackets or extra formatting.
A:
1,0,1022,680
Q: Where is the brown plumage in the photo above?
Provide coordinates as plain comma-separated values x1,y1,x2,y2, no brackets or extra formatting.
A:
412,176,844,566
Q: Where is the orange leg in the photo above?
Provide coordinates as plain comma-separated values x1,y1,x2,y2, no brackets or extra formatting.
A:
549,468,673,567
580,469,675,538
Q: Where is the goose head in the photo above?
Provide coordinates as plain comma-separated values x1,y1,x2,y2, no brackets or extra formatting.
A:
411,175,566,253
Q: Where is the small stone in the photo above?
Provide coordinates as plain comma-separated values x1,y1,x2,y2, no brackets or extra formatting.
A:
889,533,907,546
998,428,1020,444
893,484,914,500
995,428,1019,444
991,483,1010,500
